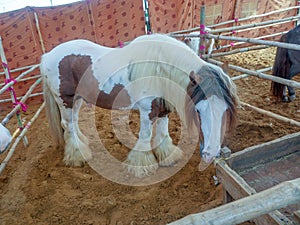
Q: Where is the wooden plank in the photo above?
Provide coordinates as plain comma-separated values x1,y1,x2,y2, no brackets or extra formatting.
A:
294,210,300,223
216,159,292,224
168,178,300,225
216,160,256,199
226,132,300,171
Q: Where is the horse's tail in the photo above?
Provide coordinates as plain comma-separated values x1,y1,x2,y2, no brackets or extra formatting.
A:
41,60,65,147
271,34,291,100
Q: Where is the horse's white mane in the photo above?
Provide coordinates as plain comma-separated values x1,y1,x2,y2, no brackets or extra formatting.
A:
125,34,205,120
126,34,202,80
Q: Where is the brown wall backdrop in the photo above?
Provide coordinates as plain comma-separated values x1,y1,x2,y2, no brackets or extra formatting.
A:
0,0,146,110
0,0,298,111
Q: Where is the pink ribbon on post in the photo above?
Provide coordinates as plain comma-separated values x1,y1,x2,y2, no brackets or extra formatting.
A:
200,24,209,35
13,101,28,112
2,62,27,112
118,41,124,48
4,78,16,91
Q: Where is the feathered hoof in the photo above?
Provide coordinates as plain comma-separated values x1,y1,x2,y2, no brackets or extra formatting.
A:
64,153,85,167
289,94,296,102
282,96,289,102
282,94,296,102
153,137,183,167
79,134,89,146
63,139,92,167
125,150,158,177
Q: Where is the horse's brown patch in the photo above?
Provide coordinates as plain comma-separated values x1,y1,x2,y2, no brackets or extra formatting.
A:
59,54,92,108
59,54,131,109
148,98,171,121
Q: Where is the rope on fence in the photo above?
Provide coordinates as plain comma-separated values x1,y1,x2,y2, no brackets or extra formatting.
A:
1,78,42,126
0,64,39,75
206,33,300,51
241,101,300,127
207,58,300,89
209,5,300,29
210,15,300,34
0,64,39,95
231,67,272,81
0,36,29,147
207,58,300,127
217,31,288,51
202,45,269,59
169,6,300,35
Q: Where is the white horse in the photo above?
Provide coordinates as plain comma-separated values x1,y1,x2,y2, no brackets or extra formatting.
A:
184,28,215,55
41,34,238,177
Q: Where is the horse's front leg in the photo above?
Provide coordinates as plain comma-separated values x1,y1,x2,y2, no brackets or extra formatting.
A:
153,116,183,166
125,102,158,177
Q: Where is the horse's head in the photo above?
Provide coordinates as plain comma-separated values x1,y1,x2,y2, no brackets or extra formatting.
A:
185,63,238,163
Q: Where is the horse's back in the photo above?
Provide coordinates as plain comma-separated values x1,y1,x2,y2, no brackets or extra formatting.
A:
41,39,112,67
132,34,195,52
40,39,112,88
287,25,300,76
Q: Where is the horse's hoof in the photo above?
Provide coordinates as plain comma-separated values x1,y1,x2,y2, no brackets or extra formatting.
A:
289,94,296,102
125,150,158,177
282,96,289,102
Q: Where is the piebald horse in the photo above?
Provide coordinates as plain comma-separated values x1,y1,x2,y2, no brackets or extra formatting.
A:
41,34,238,177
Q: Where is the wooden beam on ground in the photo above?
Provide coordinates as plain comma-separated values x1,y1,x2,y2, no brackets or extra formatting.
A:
168,178,300,225
240,102,300,127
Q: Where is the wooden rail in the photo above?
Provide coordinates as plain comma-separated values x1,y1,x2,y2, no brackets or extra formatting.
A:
168,178,300,225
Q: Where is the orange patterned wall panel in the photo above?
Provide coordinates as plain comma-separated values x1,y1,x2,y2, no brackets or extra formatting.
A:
89,0,146,47
149,0,196,33
0,9,43,71
33,2,96,51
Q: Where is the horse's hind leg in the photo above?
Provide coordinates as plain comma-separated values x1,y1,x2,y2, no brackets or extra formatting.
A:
125,100,158,177
282,86,289,102
60,101,92,166
287,86,296,101
73,99,89,145
153,116,183,166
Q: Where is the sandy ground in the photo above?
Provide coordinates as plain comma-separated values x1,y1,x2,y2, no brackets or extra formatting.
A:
1,47,300,225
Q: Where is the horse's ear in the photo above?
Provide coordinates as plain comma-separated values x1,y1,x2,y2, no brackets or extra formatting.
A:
221,61,230,74
184,38,191,45
189,71,201,85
